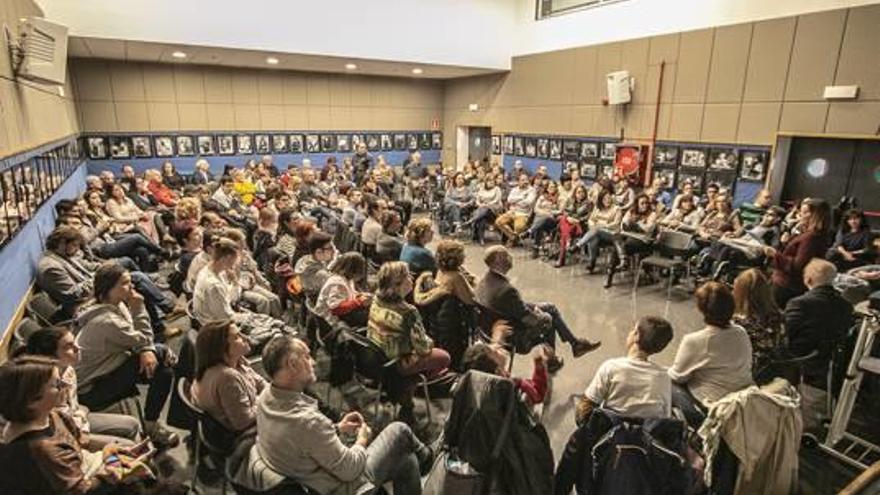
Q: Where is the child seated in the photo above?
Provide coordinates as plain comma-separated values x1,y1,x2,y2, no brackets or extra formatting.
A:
576,316,674,423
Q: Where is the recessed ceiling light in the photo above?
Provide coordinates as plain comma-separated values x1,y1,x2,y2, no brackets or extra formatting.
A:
266,57,279,65
345,63,357,70
412,68,423,75
171,51,187,59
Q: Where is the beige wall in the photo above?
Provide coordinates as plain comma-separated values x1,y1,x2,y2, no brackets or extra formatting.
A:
0,0,79,158
71,60,445,133
443,4,880,165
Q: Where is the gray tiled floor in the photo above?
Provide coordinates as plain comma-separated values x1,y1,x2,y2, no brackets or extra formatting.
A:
156,237,862,493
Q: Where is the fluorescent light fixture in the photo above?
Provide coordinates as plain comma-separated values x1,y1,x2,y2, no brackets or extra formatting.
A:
171,51,187,59
345,63,357,70
266,57,279,65
412,68,423,75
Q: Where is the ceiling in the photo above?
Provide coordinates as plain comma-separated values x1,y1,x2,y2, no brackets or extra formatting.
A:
67,37,505,79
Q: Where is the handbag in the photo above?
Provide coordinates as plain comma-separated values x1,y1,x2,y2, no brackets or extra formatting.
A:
423,383,518,495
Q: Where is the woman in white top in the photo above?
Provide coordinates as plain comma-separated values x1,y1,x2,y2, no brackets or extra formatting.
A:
315,252,371,328
192,238,243,325
668,281,753,426
466,176,503,245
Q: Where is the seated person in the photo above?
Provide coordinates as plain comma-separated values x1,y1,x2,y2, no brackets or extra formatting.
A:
359,198,385,255
495,173,536,247
658,193,702,233
668,282,753,426
467,176,503,245
315,252,371,328
785,259,854,368
184,228,220,294
0,356,175,494
698,206,785,278
732,269,785,371
192,320,266,436
555,184,592,267
571,190,621,273
575,316,674,424
736,188,773,228
475,246,600,373
462,336,551,409
169,224,202,296
826,209,875,271
255,335,433,494
399,217,436,275
37,226,180,340
104,183,164,245
524,181,562,256
368,262,452,423
442,172,475,233
75,262,179,448
413,239,476,307
251,207,279,274
145,168,179,207
21,326,141,450
293,231,335,301
375,210,404,263
223,228,282,318
696,192,742,242
605,193,658,287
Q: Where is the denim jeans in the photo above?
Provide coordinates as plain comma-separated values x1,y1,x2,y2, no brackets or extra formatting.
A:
78,344,174,422
670,383,706,428
531,302,578,348
130,271,173,334
94,233,163,272
529,215,557,244
365,421,427,495
469,207,495,242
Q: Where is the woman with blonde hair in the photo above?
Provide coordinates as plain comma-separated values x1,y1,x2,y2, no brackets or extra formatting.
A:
400,217,436,275
732,268,783,369
369,261,451,423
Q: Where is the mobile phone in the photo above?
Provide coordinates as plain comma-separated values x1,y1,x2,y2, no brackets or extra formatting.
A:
128,439,152,457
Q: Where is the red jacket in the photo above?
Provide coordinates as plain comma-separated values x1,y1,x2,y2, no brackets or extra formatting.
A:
147,179,178,207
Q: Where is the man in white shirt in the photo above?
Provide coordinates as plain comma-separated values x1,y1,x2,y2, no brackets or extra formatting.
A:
577,316,674,422
495,173,536,246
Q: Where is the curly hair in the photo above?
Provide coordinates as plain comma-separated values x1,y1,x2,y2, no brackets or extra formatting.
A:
404,217,433,244
435,240,465,272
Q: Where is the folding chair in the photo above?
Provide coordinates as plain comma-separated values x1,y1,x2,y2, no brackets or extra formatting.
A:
177,378,235,495
632,229,694,299
10,317,42,354
27,292,61,327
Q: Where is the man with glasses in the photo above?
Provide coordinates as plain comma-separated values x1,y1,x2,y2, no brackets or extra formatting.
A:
294,231,337,301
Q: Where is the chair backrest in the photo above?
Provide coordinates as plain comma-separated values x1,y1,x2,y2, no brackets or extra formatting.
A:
27,292,60,326
657,229,693,253
176,377,236,456
345,329,394,384
186,298,201,330
13,317,42,348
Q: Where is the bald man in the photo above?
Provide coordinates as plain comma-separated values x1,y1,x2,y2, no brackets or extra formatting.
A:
785,258,854,365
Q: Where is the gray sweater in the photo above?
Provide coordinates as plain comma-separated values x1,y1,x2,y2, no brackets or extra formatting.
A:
255,386,370,494
75,303,154,392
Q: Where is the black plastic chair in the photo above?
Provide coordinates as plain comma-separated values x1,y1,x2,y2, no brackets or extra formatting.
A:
10,316,42,354
176,377,235,495
27,292,61,327
633,229,694,299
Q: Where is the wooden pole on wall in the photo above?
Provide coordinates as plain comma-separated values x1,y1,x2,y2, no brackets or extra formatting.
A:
647,60,666,184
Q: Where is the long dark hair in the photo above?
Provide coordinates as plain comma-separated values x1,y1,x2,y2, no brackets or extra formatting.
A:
195,320,234,381
841,209,868,234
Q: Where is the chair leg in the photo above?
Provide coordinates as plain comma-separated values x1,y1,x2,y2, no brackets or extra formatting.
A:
420,374,432,425
190,436,201,493
221,478,227,495
666,270,674,300
375,382,383,419
632,261,643,294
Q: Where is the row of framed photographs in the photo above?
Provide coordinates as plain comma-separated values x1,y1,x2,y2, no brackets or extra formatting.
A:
1,142,83,247
651,166,740,195
492,135,616,162
85,131,443,160
654,144,768,182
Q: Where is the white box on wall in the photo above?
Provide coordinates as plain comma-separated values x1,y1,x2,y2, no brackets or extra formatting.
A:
606,71,632,105
823,85,859,100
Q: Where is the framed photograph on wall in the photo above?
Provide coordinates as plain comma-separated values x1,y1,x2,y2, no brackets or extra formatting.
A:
652,167,677,190
432,133,442,150
680,148,706,168
132,136,152,158
155,136,174,157
393,134,406,151
271,135,287,153
305,134,320,153
419,133,431,150
218,135,235,155
109,136,131,159
366,134,380,151
491,135,501,155
176,136,195,156
706,171,736,193
502,136,514,155
563,160,578,175
87,137,107,159
740,150,768,182
406,133,418,151
653,145,678,166
563,140,579,159
677,171,704,192
514,136,524,156
524,137,536,158
709,148,738,171
197,135,215,155
254,134,270,154
236,134,253,155
580,142,598,159
289,134,304,153
352,134,365,148
549,139,562,160
580,161,598,180
337,135,351,153
380,134,393,151
320,134,337,152
601,143,616,161
536,138,549,158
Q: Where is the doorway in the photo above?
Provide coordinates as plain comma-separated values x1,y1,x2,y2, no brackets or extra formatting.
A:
455,126,492,171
